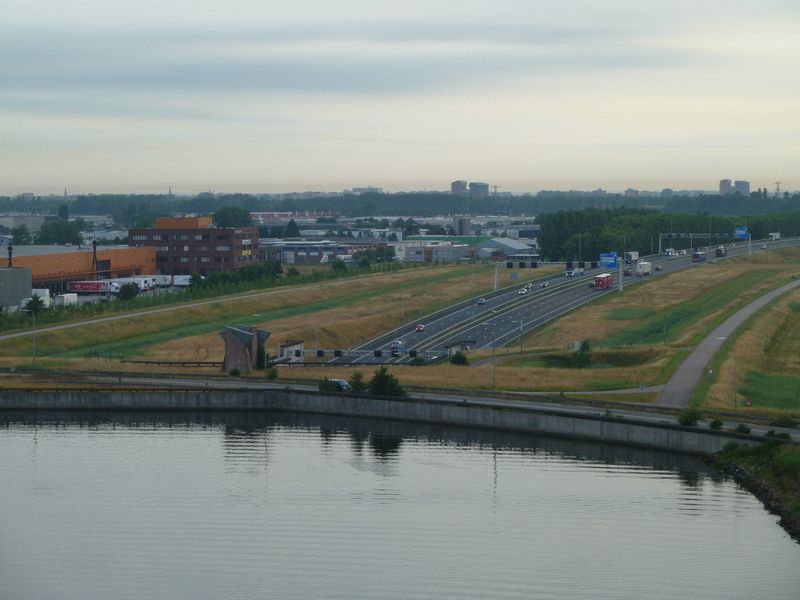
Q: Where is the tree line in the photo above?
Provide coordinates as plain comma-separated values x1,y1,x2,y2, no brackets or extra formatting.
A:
538,207,800,260
5,191,798,225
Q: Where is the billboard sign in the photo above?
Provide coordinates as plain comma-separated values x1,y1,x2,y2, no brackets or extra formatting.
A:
734,226,749,239
599,252,618,269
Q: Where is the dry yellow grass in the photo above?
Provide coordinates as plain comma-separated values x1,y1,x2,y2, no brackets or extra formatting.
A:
704,287,800,412
524,262,788,350
144,266,559,361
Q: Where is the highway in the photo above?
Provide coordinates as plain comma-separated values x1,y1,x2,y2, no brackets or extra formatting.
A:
332,237,800,365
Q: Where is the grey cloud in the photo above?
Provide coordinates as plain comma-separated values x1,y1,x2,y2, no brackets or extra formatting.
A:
1,26,696,98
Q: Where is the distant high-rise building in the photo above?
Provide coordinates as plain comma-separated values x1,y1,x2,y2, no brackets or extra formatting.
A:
469,182,490,198
734,180,750,195
452,216,472,236
624,188,640,197
451,180,468,195
719,179,733,196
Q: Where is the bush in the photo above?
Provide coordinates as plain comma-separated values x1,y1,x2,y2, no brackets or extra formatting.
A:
775,432,791,441
677,408,703,426
368,366,406,397
733,423,751,434
348,371,367,393
449,351,469,366
765,430,776,437
770,416,797,428
265,366,278,380
229,368,240,377
709,418,723,430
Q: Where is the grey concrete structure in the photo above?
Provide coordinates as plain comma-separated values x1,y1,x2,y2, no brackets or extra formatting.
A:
219,325,269,373
0,388,764,455
0,267,32,309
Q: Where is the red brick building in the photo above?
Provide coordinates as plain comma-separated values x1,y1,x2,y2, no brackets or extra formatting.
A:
129,216,258,275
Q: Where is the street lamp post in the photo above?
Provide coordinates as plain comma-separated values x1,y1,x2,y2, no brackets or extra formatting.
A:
22,308,37,369
717,336,737,412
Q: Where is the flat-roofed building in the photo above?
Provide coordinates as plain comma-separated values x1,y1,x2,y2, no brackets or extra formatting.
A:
8,245,156,292
129,216,258,275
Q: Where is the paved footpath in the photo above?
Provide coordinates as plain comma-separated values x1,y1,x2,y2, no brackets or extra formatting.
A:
657,277,800,407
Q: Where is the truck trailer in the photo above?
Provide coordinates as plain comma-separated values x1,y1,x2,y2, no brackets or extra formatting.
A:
68,280,121,294
594,273,613,289
636,261,652,276
769,232,781,241
715,246,727,257
54,293,79,307
624,251,639,264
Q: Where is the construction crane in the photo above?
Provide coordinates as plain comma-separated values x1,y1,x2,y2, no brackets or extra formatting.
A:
491,185,502,196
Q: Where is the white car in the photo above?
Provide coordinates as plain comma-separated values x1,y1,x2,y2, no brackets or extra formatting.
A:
540,281,549,288
762,243,767,249
518,288,528,295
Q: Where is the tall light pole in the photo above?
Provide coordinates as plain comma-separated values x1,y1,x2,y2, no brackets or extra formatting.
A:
22,308,37,369
482,311,498,390
717,336,737,412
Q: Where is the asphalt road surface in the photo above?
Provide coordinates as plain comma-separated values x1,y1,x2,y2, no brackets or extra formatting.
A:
333,237,800,364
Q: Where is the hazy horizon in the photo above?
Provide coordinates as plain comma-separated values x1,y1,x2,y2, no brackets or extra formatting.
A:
2,1,798,195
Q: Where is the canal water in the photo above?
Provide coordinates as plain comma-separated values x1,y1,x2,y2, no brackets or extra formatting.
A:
1,411,798,600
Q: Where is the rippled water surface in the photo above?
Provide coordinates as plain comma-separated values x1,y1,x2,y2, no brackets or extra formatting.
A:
1,411,798,600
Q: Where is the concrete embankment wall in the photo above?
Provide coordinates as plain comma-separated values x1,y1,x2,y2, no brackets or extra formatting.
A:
0,389,757,454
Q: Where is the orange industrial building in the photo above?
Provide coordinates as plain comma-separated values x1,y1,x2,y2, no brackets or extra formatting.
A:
9,246,156,291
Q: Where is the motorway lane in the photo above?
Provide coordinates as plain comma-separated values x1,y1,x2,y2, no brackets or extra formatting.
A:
332,237,800,364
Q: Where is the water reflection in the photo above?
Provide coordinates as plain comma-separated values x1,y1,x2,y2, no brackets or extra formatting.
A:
0,409,717,475
2,409,799,600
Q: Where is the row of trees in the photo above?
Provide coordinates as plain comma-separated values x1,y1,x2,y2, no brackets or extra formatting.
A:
538,206,800,260
11,218,85,246
6,191,799,225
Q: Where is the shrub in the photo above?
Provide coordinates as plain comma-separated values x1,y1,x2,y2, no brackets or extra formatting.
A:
449,351,469,366
770,416,797,428
765,430,776,437
775,432,791,441
677,408,703,426
368,366,406,397
733,423,751,434
265,366,278,380
709,418,723,430
348,371,367,393
229,368,241,377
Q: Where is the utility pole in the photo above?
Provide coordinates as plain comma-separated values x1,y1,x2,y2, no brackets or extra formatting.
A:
618,260,623,293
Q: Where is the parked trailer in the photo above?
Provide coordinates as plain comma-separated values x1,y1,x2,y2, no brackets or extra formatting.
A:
594,273,613,289
636,261,652,276
624,251,639,264
173,275,193,287
54,293,79,307
152,275,173,287
68,280,121,294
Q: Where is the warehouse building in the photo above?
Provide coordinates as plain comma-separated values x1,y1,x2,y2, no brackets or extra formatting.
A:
7,244,156,293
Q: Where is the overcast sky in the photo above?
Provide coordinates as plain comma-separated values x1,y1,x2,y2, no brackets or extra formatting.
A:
2,0,798,195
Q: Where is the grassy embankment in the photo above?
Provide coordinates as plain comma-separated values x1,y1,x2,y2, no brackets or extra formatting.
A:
465,261,793,394
0,263,550,374
276,256,796,396
692,289,800,416
714,440,800,542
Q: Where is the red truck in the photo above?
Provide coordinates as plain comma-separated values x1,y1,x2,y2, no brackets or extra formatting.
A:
67,280,121,294
593,273,613,289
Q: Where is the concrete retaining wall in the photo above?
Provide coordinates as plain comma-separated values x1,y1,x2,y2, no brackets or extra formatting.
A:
0,389,757,454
